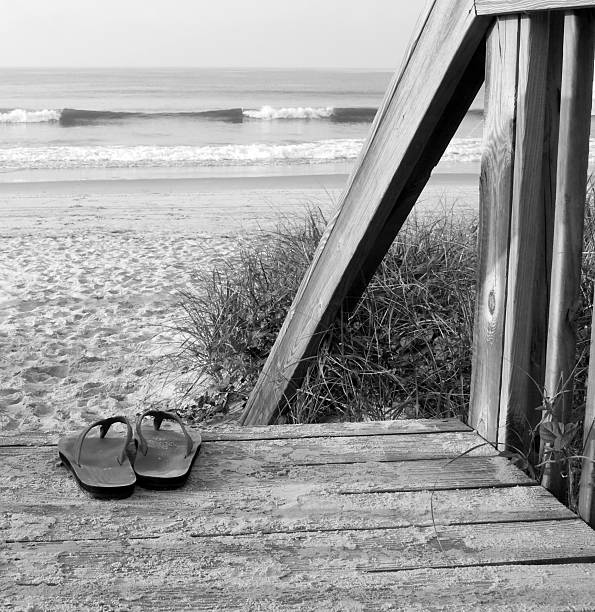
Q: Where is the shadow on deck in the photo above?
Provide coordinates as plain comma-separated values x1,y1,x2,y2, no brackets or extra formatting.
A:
2,418,595,610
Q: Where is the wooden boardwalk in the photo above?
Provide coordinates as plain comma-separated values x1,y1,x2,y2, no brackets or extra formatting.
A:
2,418,595,610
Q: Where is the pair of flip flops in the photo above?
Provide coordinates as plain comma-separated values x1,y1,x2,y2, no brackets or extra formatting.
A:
58,410,201,498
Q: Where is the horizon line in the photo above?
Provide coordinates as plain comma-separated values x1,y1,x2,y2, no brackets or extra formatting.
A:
0,65,396,72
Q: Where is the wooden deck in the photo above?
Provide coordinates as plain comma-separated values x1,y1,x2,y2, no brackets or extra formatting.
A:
2,418,595,610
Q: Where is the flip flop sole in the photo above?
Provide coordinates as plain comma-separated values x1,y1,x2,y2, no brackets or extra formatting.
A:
59,451,136,499
134,447,201,489
58,433,136,499
133,427,201,488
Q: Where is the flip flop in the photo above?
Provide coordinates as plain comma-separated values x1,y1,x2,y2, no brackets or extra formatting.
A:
58,416,136,499
133,410,201,489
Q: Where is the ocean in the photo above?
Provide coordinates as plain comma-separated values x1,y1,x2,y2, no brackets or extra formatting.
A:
0,67,487,184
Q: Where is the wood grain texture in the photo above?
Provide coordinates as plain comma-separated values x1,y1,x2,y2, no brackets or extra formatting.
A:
475,0,595,14
0,430,496,473
3,486,570,544
3,441,556,543
3,563,595,611
498,13,551,450
189,431,496,465
241,0,490,425
579,287,595,524
3,520,595,611
0,417,470,447
1,448,531,499
542,10,595,497
3,423,595,610
526,12,564,465
470,16,519,444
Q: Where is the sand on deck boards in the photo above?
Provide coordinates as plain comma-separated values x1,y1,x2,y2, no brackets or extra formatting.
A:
0,172,478,435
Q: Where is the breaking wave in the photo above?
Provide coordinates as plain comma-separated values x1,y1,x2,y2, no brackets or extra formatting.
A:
243,106,377,122
0,106,378,126
0,109,62,123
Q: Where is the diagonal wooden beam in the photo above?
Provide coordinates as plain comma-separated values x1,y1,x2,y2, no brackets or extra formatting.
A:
240,0,491,425
475,0,595,15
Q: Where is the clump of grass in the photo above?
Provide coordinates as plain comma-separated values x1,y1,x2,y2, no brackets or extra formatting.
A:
288,212,478,424
175,210,325,421
175,187,595,433
175,206,478,424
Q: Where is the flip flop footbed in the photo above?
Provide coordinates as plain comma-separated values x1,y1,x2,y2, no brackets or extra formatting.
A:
134,426,201,487
58,435,136,498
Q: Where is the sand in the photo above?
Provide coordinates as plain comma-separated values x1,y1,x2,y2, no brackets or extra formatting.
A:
0,172,478,435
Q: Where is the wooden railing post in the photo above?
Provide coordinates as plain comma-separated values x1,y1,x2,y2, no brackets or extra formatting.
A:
469,16,519,445
470,13,556,452
579,297,595,526
542,9,595,498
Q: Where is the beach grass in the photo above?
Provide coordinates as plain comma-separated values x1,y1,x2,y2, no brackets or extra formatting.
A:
172,188,595,513
175,190,595,428
175,205,478,424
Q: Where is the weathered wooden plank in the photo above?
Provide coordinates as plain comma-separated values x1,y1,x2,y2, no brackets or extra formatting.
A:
475,0,595,15
213,431,498,465
498,13,551,450
0,449,527,496
94,431,500,466
542,10,595,497
528,11,564,464
580,307,595,525
3,563,595,612
3,486,571,544
3,521,595,584
579,292,595,525
0,417,470,447
470,16,519,444
241,0,491,424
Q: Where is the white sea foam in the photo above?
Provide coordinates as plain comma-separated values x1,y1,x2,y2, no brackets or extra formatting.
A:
445,137,595,164
0,140,364,170
243,106,334,120
4,137,594,170
0,109,61,124
443,138,483,163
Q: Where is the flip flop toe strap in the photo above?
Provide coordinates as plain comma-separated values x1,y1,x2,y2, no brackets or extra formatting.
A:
136,410,194,458
74,416,133,467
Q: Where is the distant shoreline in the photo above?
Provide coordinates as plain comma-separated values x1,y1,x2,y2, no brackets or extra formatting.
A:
0,169,479,192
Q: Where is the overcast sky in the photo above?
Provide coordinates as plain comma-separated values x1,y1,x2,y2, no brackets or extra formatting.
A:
1,0,422,69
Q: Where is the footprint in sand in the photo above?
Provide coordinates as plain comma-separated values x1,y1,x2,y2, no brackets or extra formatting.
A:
17,300,42,313
0,388,24,406
29,402,52,417
79,381,105,398
22,364,69,383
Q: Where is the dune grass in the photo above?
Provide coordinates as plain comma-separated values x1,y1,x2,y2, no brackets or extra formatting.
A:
175,206,479,424
175,190,595,427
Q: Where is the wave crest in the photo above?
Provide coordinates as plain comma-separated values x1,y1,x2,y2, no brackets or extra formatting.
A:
0,109,61,124
243,106,334,120
0,106,379,126
59,107,244,125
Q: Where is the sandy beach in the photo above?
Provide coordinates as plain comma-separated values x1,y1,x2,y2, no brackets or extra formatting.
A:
0,171,479,435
